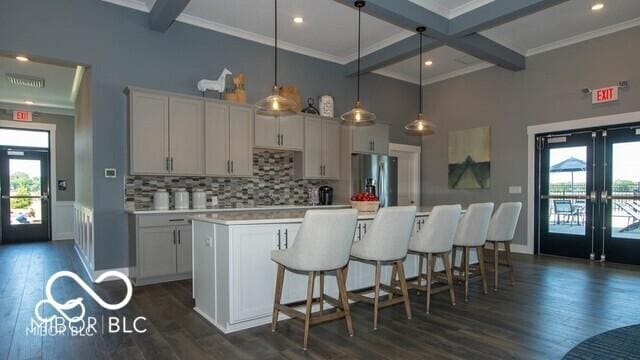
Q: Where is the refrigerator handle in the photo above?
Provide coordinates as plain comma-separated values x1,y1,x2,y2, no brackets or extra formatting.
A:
378,162,384,207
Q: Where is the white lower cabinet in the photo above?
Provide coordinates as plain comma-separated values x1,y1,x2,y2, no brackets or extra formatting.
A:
135,224,193,284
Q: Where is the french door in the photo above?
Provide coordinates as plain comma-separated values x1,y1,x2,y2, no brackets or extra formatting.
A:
0,148,51,243
536,123,640,265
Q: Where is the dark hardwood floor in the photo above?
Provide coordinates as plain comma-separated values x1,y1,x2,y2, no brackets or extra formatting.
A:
1,240,639,360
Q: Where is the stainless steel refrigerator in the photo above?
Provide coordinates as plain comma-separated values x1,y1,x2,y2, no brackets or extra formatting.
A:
351,154,398,208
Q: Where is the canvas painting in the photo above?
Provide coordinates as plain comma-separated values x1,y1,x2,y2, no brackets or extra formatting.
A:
448,127,491,189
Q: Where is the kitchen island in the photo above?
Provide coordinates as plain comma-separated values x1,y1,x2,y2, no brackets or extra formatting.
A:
190,207,457,333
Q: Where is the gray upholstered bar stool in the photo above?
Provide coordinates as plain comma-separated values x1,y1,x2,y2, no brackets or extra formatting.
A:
451,202,494,302
347,206,417,330
271,209,358,350
486,202,522,291
406,204,462,314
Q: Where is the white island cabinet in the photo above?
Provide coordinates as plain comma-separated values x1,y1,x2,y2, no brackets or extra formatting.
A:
191,208,433,334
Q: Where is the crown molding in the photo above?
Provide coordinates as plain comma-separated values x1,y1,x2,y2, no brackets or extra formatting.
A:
526,16,640,56
422,62,494,85
372,68,421,85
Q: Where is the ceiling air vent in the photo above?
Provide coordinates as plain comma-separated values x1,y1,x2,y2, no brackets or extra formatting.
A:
6,73,45,88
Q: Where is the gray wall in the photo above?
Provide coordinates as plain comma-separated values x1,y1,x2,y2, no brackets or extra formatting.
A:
421,26,640,246
0,0,420,269
0,110,75,201
75,69,93,208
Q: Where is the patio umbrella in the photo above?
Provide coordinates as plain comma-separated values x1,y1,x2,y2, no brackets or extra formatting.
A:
550,156,587,194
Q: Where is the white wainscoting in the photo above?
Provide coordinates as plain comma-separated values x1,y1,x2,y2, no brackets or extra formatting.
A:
74,204,95,278
53,201,75,240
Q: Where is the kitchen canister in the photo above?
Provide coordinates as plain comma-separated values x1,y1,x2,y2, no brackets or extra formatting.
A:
174,188,190,210
153,189,169,210
192,189,207,209
318,95,335,117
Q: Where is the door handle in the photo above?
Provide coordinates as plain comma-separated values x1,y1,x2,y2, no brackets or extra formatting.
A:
363,223,367,233
173,229,176,245
178,230,181,245
166,157,170,171
600,190,608,205
284,228,288,248
227,160,230,173
357,223,362,241
170,157,174,172
230,160,234,173
590,191,598,202
277,229,282,249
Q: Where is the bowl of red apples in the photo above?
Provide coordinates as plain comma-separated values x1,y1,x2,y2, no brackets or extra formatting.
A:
350,192,380,212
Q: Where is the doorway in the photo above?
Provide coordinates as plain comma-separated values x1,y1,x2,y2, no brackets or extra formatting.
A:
536,123,640,265
0,128,51,243
390,143,421,207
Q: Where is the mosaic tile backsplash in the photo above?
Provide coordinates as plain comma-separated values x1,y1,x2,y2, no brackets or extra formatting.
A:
125,150,332,210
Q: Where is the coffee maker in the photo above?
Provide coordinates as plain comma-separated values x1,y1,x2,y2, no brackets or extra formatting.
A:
318,185,333,205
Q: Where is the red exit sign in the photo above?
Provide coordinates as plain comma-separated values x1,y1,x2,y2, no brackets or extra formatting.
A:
592,86,619,104
13,110,32,122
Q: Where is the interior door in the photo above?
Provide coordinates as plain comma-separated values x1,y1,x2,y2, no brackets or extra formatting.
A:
601,126,640,264
538,132,594,259
0,149,50,243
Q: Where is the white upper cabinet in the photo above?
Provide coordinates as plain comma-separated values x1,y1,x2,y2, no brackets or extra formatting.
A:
129,91,170,174
128,88,204,175
169,97,204,175
295,115,341,180
205,100,253,177
254,114,304,151
351,123,390,155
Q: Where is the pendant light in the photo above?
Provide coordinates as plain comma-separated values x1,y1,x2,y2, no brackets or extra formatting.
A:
256,0,297,116
341,0,376,126
405,27,436,136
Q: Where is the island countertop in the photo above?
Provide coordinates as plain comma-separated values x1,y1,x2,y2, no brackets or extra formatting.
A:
189,206,436,225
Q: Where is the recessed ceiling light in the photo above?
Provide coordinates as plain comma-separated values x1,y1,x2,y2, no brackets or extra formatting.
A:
591,3,604,10
424,60,433,66
293,16,304,24
24,100,34,105
16,56,30,62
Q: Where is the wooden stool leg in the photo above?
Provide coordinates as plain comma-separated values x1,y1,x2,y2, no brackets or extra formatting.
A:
388,263,397,301
463,247,470,302
396,260,412,320
505,242,515,285
477,246,488,295
336,268,354,336
443,252,456,306
303,271,315,351
451,247,458,276
416,254,424,295
272,264,285,332
426,254,434,314
493,242,499,291
373,261,382,330
319,271,325,315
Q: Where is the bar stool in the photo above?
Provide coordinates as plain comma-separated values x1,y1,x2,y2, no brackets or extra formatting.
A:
271,209,358,350
406,205,461,314
451,202,494,302
486,202,522,291
347,206,416,330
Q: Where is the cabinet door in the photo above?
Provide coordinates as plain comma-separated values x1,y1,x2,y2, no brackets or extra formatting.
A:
278,115,304,151
372,124,390,155
138,227,177,279
254,114,280,149
280,224,308,303
193,221,215,320
229,106,253,176
229,225,280,323
303,117,322,178
352,126,375,154
176,225,193,274
204,102,229,176
130,91,169,174
322,120,341,179
169,97,204,175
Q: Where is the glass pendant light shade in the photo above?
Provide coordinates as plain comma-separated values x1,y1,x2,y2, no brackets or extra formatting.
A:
341,100,376,126
404,112,436,135
405,26,435,136
256,86,297,116
342,1,375,127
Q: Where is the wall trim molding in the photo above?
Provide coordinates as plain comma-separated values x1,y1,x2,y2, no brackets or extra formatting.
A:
526,110,640,256
53,201,75,240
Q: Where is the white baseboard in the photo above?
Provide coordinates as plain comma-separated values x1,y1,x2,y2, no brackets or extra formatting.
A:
484,242,532,255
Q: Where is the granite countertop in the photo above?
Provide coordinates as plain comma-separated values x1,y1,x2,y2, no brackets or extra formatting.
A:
190,206,436,225
126,204,350,215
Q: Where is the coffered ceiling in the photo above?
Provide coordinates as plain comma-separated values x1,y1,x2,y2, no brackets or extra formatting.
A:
104,0,640,85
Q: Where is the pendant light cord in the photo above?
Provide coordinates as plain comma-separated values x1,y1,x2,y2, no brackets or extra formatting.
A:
418,31,422,114
274,0,278,87
356,4,361,102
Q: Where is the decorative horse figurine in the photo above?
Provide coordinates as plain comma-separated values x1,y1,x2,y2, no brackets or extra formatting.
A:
197,68,232,97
